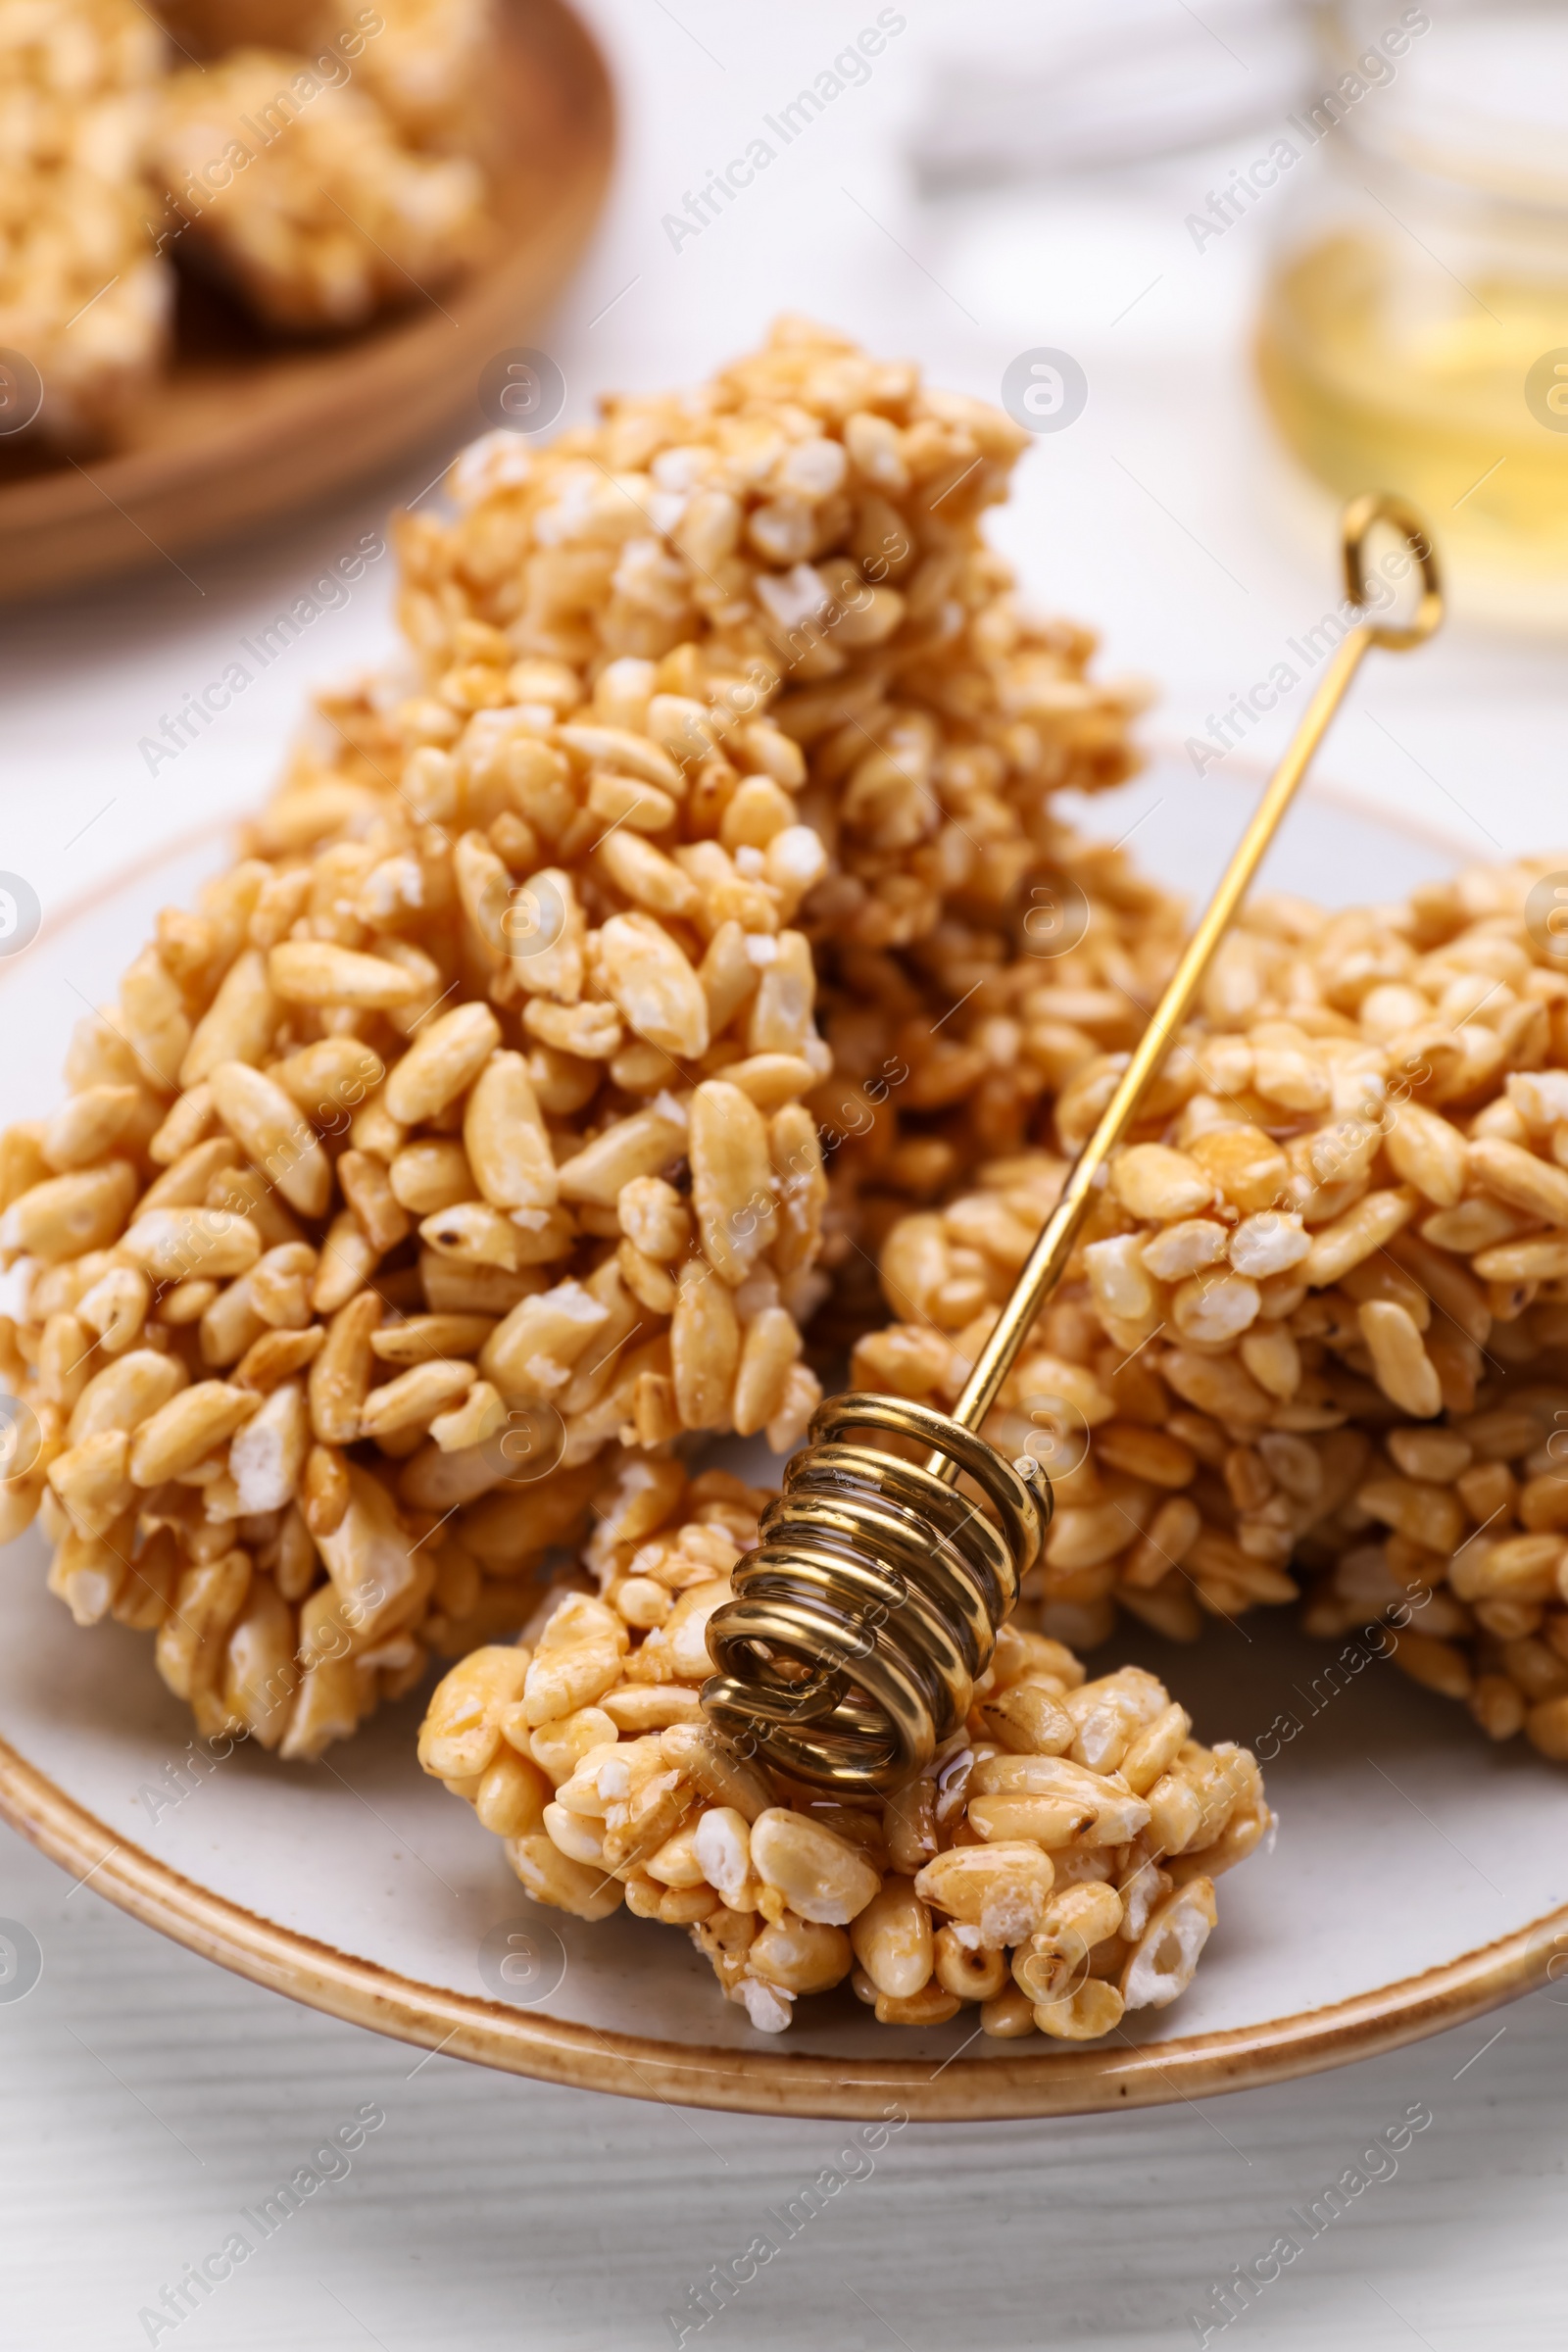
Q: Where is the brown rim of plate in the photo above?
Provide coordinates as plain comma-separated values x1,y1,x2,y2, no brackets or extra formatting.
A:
3,1734,1566,2120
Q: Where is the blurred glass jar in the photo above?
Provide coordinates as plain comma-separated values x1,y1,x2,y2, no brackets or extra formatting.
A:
1256,1,1568,611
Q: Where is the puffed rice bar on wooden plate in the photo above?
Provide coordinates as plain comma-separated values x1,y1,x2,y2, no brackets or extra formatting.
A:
0,0,173,444
149,43,486,330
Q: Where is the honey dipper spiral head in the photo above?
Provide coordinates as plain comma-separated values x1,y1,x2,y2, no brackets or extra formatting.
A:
702,1393,1049,1792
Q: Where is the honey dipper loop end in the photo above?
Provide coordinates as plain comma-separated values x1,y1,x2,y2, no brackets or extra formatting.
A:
1341,490,1444,652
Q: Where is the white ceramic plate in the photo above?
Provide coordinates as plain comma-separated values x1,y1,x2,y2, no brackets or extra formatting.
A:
3,766,1564,2121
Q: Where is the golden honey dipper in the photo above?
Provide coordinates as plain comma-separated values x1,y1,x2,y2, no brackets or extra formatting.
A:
703,493,1445,1791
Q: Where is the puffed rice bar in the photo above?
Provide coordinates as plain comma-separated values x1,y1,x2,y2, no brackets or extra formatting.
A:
855,857,1568,1759
396,315,1149,963
0,0,172,444
155,1,495,153
0,737,837,1751
418,1465,1271,2036
390,314,1154,1287
150,45,485,331
328,0,494,154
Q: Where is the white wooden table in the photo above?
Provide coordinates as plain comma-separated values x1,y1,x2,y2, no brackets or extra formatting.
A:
5,6,1566,2344
4,1812,1565,2352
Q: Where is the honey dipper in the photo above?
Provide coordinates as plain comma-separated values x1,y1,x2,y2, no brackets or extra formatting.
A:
703,493,1444,1791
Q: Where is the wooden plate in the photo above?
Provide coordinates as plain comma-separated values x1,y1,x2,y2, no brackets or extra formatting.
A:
0,0,613,602
3,767,1566,2120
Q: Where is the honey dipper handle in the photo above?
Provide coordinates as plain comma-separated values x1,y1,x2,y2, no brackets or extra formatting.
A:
940,492,1444,1457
